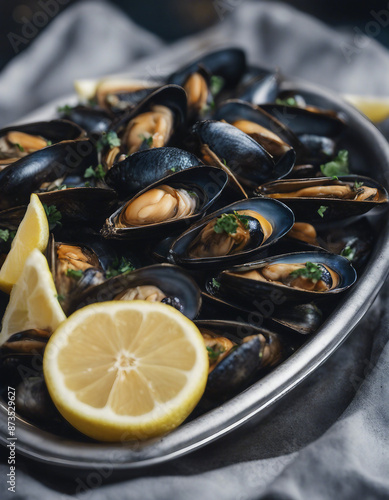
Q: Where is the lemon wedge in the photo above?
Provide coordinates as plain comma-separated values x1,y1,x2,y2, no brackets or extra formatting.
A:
343,94,389,123
0,193,49,293
43,301,208,442
0,249,66,344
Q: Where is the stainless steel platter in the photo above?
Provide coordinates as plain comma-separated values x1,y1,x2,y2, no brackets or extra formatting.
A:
0,76,388,472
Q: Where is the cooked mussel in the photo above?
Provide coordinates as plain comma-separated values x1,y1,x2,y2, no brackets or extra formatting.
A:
46,235,105,314
104,147,202,198
93,78,160,112
193,120,295,190
102,166,228,240
0,139,98,209
72,263,201,319
217,251,357,303
256,175,388,221
105,85,187,164
0,120,85,161
195,320,285,398
169,197,294,268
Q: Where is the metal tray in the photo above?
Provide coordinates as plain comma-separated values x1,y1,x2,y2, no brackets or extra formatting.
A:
1,78,388,472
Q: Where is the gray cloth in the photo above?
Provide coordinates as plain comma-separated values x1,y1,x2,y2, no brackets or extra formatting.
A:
1,1,389,498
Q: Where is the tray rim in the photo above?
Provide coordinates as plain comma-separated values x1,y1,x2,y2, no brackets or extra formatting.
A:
1,77,389,471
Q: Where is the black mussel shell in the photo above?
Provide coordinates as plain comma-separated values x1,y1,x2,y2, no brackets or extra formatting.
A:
168,48,246,89
0,119,85,145
235,70,280,105
217,251,357,303
105,147,202,198
71,264,201,319
169,197,295,268
256,175,389,222
102,166,228,240
58,106,113,134
0,140,98,209
193,120,295,189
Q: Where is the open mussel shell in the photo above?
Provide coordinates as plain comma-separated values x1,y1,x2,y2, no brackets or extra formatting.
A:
256,175,389,222
195,320,285,398
259,103,346,138
169,198,295,268
105,147,202,198
193,120,295,189
168,47,246,89
58,106,113,134
72,263,201,319
109,85,187,156
217,251,357,304
214,99,303,157
102,166,228,240
46,235,106,315
0,187,117,230
0,139,98,209
0,119,85,151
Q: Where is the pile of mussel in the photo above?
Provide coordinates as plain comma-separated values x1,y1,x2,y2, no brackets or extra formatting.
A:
0,48,387,435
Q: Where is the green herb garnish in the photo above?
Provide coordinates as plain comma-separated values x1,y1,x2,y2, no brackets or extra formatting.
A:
96,131,121,152
66,269,83,280
206,345,225,361
213,213,238,235
320,149,349,177
84,181,91,188
233,211,249,229
170,166,178,173
276,97,298,107
341,246,356,261
289,261,323,283
43,204,62,230
211,278,221,290
56,294,65,302
353,181,364,191
140,135,153,147
210,75,225,97
15,143,24,152
0,229,10,242
187,190,197,198
46,140,52,146
105,257,135,279
331,176,338,180
57,104,72,115
317,205,328,218
84,164,106,180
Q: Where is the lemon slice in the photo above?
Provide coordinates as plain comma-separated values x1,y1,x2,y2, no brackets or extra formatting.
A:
43,301,208,442
0,249,66,345
343,94,389,123
0,193,49,293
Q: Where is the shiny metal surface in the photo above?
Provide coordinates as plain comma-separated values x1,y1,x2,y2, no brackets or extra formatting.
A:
1,79,388,471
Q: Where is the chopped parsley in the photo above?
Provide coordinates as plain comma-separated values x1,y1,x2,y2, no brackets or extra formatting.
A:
210,75,225,97
353,181,364,191
140,135,153,147
276,97,298,107
56,294,65,302
15,143,24,152
289,262,323,282
66,269,83,280
213,213,238,235
105,256,135,279
187,190,197,198
96,131,121,152
46,140,52,146
84,164,106,180
43,204,62,230
169,166,179,173
211,278,221,290
317,205,328,218
84,181,91,188
206,345,225,360
341,246,356,261
320,149,349,177
57,104,72,115
331,176,338,180
0,229,10,242
233,211,249,229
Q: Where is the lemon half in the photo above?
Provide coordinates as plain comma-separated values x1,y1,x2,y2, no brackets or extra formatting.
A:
43,301,208,442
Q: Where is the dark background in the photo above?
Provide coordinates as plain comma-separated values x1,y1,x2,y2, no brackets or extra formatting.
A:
1,0,389,71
